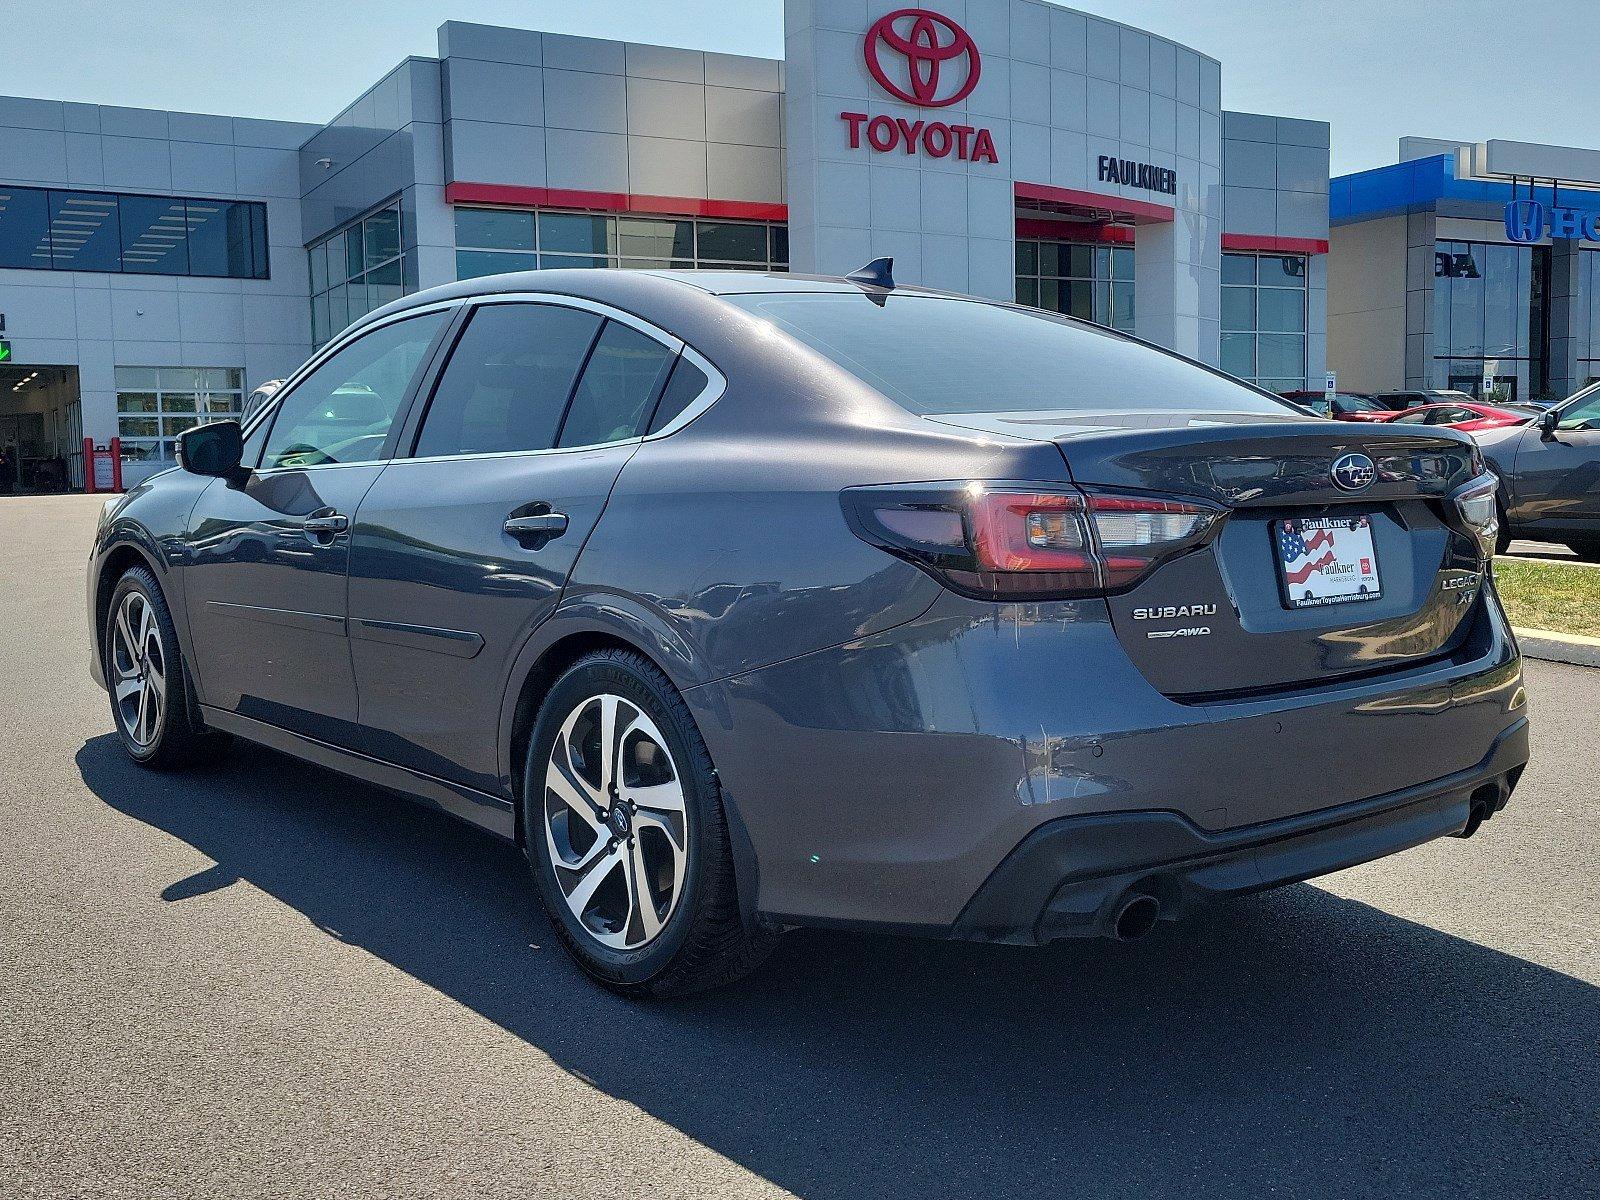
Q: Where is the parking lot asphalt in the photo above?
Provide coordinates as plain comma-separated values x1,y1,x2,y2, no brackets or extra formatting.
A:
1504,539,1592,565
1,493,1596,1200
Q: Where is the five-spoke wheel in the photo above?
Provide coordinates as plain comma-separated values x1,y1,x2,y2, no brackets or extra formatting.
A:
110,590,166,750
104,566,229,768
543,693,688,950
523,648,774,996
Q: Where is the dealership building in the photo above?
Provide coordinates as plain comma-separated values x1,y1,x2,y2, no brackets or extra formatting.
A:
1329,137,1600,405
0,0,1330,489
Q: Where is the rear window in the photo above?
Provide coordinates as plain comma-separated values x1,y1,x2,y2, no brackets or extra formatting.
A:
724,293,1292,417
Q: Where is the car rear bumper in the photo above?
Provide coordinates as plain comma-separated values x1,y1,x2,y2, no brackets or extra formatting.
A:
692,589,1528,934
952,716,1528,945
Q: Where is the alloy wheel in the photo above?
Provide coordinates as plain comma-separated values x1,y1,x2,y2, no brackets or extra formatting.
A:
543,693,688,950
111,592,166,750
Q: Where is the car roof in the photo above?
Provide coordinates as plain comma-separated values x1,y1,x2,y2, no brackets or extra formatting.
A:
341,267,956,344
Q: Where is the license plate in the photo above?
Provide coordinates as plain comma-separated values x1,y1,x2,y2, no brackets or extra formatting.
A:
1274,515,1382,609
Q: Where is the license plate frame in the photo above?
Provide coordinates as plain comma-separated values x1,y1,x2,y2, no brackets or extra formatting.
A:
1274,515,1383,610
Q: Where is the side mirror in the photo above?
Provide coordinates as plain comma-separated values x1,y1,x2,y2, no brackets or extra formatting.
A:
177,420,246,482
1538,408,1560,440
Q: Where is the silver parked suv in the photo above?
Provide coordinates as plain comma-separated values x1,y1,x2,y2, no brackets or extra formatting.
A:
87,266,1528,994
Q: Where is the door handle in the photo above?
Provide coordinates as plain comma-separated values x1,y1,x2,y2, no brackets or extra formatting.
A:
301,511,348,543
503,512,569,545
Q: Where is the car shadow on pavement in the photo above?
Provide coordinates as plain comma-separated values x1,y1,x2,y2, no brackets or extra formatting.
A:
77,734,1598,1199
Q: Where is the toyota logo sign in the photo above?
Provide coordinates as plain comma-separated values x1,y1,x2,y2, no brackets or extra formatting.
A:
863,9,981,108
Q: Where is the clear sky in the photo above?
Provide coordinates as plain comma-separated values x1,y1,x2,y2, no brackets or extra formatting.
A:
4,0,1581,176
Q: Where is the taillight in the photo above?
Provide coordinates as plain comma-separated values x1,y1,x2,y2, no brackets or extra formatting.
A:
843,482,1224,600
1452,473,1501,560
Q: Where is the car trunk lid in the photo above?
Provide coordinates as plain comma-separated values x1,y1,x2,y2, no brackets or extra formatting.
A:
929,409,1487,697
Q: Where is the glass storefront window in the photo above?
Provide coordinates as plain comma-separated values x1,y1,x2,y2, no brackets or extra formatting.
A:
1014,239,1135,333
308,201,408,347
115,367,244,477
185,200,262,279
452,208,790,286
618,217,694,260
48,191,121,272
455,209,535,251
1220,252,1308,392
1571,250,1600,388
540,213,615,255
0,185,265,278
0,186,51,269
117,194,189,276
699,221,768,263
1431,239,1544,402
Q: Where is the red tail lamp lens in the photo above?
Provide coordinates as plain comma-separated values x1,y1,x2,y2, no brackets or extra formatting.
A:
843,483,1223,600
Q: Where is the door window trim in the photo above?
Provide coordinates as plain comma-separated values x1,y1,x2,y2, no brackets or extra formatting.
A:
242,300,466,473
391,292,726,465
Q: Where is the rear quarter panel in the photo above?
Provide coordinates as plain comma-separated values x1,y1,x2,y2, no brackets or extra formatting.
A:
565,307,1069,686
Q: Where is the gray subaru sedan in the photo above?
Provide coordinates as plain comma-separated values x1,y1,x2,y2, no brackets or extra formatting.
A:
87,266,1528,995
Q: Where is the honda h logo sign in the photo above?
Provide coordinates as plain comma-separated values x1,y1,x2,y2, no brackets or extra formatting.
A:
1503,198,1600,243
840,8,999,165
1504,199,1543,243
863,8,981,107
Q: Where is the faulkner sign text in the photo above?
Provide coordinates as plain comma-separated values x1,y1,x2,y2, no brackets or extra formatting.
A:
1097,155,1178,196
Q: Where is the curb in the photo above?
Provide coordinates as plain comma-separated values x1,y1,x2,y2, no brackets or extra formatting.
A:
1514,627,1600,668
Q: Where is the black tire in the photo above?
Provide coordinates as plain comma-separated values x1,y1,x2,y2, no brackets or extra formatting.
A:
1565,537,1600,562
522,648,775,997
104,566,231,769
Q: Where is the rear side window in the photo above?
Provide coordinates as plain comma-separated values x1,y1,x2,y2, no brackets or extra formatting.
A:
414,303,602,457
557,321,676,447
725,293,1293,418
647,357,709,434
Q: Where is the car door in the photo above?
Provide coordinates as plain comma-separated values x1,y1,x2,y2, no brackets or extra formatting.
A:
182,307,454,741
344,297,686,793
1509,386,1600,528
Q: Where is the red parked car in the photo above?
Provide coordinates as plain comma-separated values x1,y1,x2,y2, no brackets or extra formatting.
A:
1376,402,1540,433
1280,390,1396,422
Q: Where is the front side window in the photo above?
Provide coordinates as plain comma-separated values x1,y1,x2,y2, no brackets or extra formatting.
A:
727,293,1294,418
413,304,601,458
260,312,448,469
558,322,676,447
1557,386,1600,431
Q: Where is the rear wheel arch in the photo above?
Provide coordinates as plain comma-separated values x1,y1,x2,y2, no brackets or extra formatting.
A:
505,624,768,947
505,630,655,843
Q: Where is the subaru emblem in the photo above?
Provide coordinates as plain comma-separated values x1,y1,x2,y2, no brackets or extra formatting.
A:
1331,452,1376,493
